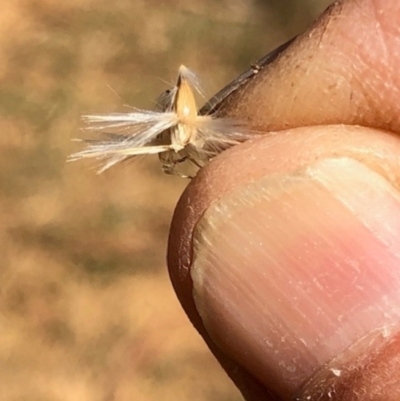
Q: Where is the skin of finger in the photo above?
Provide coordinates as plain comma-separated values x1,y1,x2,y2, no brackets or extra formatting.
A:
168,126,400,400
216,0,400,135
168,0,400,400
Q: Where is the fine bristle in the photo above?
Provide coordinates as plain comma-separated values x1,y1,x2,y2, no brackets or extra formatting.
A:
68,110,179,172
177,65,204,98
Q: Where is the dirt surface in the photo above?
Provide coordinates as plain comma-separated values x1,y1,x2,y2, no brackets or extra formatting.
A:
0,1,331,400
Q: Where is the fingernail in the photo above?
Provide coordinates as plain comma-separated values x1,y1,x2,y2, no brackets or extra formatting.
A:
191,157,400,398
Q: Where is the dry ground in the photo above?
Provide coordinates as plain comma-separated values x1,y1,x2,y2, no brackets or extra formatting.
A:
0,1,330,400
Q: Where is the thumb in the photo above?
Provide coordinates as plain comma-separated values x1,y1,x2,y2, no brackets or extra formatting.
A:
168,125,400,401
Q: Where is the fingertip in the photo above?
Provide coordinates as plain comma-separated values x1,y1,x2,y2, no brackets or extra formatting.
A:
168,125,400,400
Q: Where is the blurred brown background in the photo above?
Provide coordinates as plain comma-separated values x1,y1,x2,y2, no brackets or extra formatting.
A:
0,1,331,400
